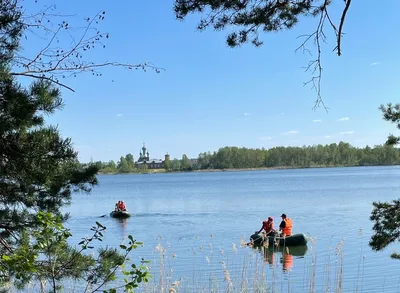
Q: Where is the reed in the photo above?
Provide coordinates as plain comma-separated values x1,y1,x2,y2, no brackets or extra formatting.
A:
133,233,368,293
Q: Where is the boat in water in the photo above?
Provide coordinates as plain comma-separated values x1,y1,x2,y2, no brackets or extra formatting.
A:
250,232,308,247
110,210,131,218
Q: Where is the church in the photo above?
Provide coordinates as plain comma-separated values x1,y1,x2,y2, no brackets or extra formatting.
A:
134,144,169,169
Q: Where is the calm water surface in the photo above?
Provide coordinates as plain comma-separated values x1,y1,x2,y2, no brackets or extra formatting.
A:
60,166,400,292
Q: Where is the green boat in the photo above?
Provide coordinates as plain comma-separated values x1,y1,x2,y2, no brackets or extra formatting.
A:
110,210,131,218
250,232,308,247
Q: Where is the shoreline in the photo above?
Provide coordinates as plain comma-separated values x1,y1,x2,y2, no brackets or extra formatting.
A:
97,164,399,175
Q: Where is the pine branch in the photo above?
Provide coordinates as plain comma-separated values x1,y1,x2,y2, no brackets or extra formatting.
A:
336,0,352,56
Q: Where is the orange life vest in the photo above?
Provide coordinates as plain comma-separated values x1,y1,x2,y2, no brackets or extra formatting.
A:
263,220,274,234
282,218,293,236
120,202,126,210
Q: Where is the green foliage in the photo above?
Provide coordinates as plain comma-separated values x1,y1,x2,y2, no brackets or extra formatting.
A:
174,0,326,47
0,2,152,289
180,154,191,171
196,143,400,170
93,141,400,175
380,103,400,146
0,212,151,291
104,236,151,292
117,156,132,173
170,158,182,171
137,163,148,174
164,156,171,171
370,199,400,259
0,0,22,64
93,154,139,174
89,160,119,174
125,153,135,170
369,103,400,259
0,67,99,234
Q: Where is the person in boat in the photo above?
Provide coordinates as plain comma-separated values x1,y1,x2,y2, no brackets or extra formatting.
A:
119,200,126,211
279,213,293,237
256,216,275,236
115,201,120,211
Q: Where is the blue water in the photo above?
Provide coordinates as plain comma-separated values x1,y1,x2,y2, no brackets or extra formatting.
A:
39,166,400,292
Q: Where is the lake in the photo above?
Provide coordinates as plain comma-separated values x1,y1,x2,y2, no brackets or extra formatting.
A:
58,166,400,292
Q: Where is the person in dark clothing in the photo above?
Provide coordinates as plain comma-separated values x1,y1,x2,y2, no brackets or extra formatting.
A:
279,214,286,231
279,213,293,236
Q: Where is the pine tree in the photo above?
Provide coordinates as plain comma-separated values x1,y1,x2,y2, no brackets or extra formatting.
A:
0,1,151,290
369,103,400,259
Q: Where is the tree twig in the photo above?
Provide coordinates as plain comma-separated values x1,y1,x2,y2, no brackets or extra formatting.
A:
295,0,329,112
8,6,163,91
9,73,75,92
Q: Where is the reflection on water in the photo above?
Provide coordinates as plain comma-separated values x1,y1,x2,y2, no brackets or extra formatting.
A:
114,218,127,236
253,244,308,273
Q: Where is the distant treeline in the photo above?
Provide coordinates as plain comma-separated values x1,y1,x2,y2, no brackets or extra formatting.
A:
197,142,400,169
85,141,400,173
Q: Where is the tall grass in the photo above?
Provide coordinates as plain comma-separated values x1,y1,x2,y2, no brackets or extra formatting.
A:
132,233,365,293
15,232,392,293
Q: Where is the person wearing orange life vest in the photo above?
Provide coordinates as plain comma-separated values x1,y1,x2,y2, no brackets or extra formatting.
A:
279,213,293,236
256,216,275,236
115,200,125,211
119,200,126,211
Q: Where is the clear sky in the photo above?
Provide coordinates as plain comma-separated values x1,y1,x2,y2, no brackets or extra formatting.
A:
21,0,400,162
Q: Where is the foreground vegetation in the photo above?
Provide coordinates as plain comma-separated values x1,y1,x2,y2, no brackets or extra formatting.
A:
93,142,400,174
84,234,396,293
0,1,151,291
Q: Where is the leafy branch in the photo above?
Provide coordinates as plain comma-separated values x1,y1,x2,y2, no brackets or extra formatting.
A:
379,103,400,146
370,199,400,259
174,0,354,110
0,212,151,292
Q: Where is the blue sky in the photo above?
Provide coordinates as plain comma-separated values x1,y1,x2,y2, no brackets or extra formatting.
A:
21,0,400,162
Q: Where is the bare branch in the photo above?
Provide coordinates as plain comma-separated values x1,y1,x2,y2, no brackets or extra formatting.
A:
0,235,13,253
25,26,63,70
336,0,352,56
323,6,338,35
295,2,328,111
10,72,75,92
7,5,163,91
294,0,352,111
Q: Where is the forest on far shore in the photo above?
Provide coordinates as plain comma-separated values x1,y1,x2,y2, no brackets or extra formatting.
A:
85,141,400,173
